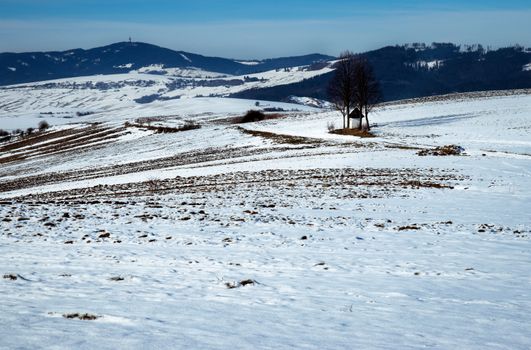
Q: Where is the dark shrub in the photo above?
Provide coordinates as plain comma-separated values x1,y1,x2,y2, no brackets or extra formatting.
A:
263,107,284,112
241,110,265,123
125,120,200,133
38,120,50,131
26,127,35,135
180,120,201,131
0,129,10,142
76,111,94,117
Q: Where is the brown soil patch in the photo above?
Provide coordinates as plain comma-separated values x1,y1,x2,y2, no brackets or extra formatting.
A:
125,121,200,133
417,145,464,156
330,128,376,138
0,124,126,166
236,126,322,145
10,167,464,202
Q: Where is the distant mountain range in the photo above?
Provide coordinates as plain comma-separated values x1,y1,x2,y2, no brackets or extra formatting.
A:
1,42,530,102
233,43,531,102
0,42,332,86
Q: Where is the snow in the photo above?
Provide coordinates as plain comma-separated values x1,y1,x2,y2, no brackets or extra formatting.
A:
426,60,443,69
133,64,166,73
288,96,332,108
405,60,444,70
0,64,332,131
114,63,134,69
1,83,531,349
134,67,228,79
180,53,192,63
236,60,262,66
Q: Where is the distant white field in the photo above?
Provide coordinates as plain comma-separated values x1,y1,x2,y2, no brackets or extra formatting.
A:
0,63,332,131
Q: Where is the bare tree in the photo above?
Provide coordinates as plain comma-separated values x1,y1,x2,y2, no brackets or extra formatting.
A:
328,51,357,129
328,53,381,130
353,58,381,131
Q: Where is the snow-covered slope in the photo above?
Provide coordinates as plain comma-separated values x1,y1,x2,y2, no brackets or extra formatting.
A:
1,90,531,349
0,64,333,131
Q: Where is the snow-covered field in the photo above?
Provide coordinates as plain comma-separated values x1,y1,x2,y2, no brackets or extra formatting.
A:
1,83,531,349
0,63,332,131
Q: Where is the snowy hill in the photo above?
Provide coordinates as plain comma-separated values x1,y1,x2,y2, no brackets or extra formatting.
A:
1,88,531,348
234,43,531,102
0,42,334,86
0,63,336,131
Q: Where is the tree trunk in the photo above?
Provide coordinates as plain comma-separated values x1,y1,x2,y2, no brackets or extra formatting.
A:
358,107,363,130
341,111,345,129
364,105,370,131
343,113,346,129
346,107,350,129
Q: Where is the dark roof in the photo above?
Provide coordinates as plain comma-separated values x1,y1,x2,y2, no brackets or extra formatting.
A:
349,108,363,118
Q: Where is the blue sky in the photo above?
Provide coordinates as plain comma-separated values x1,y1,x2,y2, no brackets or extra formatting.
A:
0,0,530,58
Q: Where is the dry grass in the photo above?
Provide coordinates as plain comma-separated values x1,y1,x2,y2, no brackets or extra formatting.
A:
329,128,376,138
397,225,421,231
236,126,322,145
125,121,200,133
401,180,454,189
0,124,124,166
384,143,423,151
225,279,256,289
7,167,463,203
0,127,93,153
62,313,100,320
232,112,284,124
417,145,465,156
109,276,124,281
0,124,114,164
